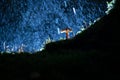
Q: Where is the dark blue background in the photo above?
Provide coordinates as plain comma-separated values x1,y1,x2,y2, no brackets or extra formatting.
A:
0,0,111,52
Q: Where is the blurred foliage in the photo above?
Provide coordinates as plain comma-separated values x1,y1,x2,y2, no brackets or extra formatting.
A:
0,0,110,52
0,0,120,79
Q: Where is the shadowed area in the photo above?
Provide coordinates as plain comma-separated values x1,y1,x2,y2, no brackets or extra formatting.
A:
0,0,120,80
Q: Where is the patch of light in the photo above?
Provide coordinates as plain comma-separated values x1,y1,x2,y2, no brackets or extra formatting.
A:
73,7,76,15
105,0,116,14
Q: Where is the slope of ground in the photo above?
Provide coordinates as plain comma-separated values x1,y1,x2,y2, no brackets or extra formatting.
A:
45,0,120,53
0,0,120,80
